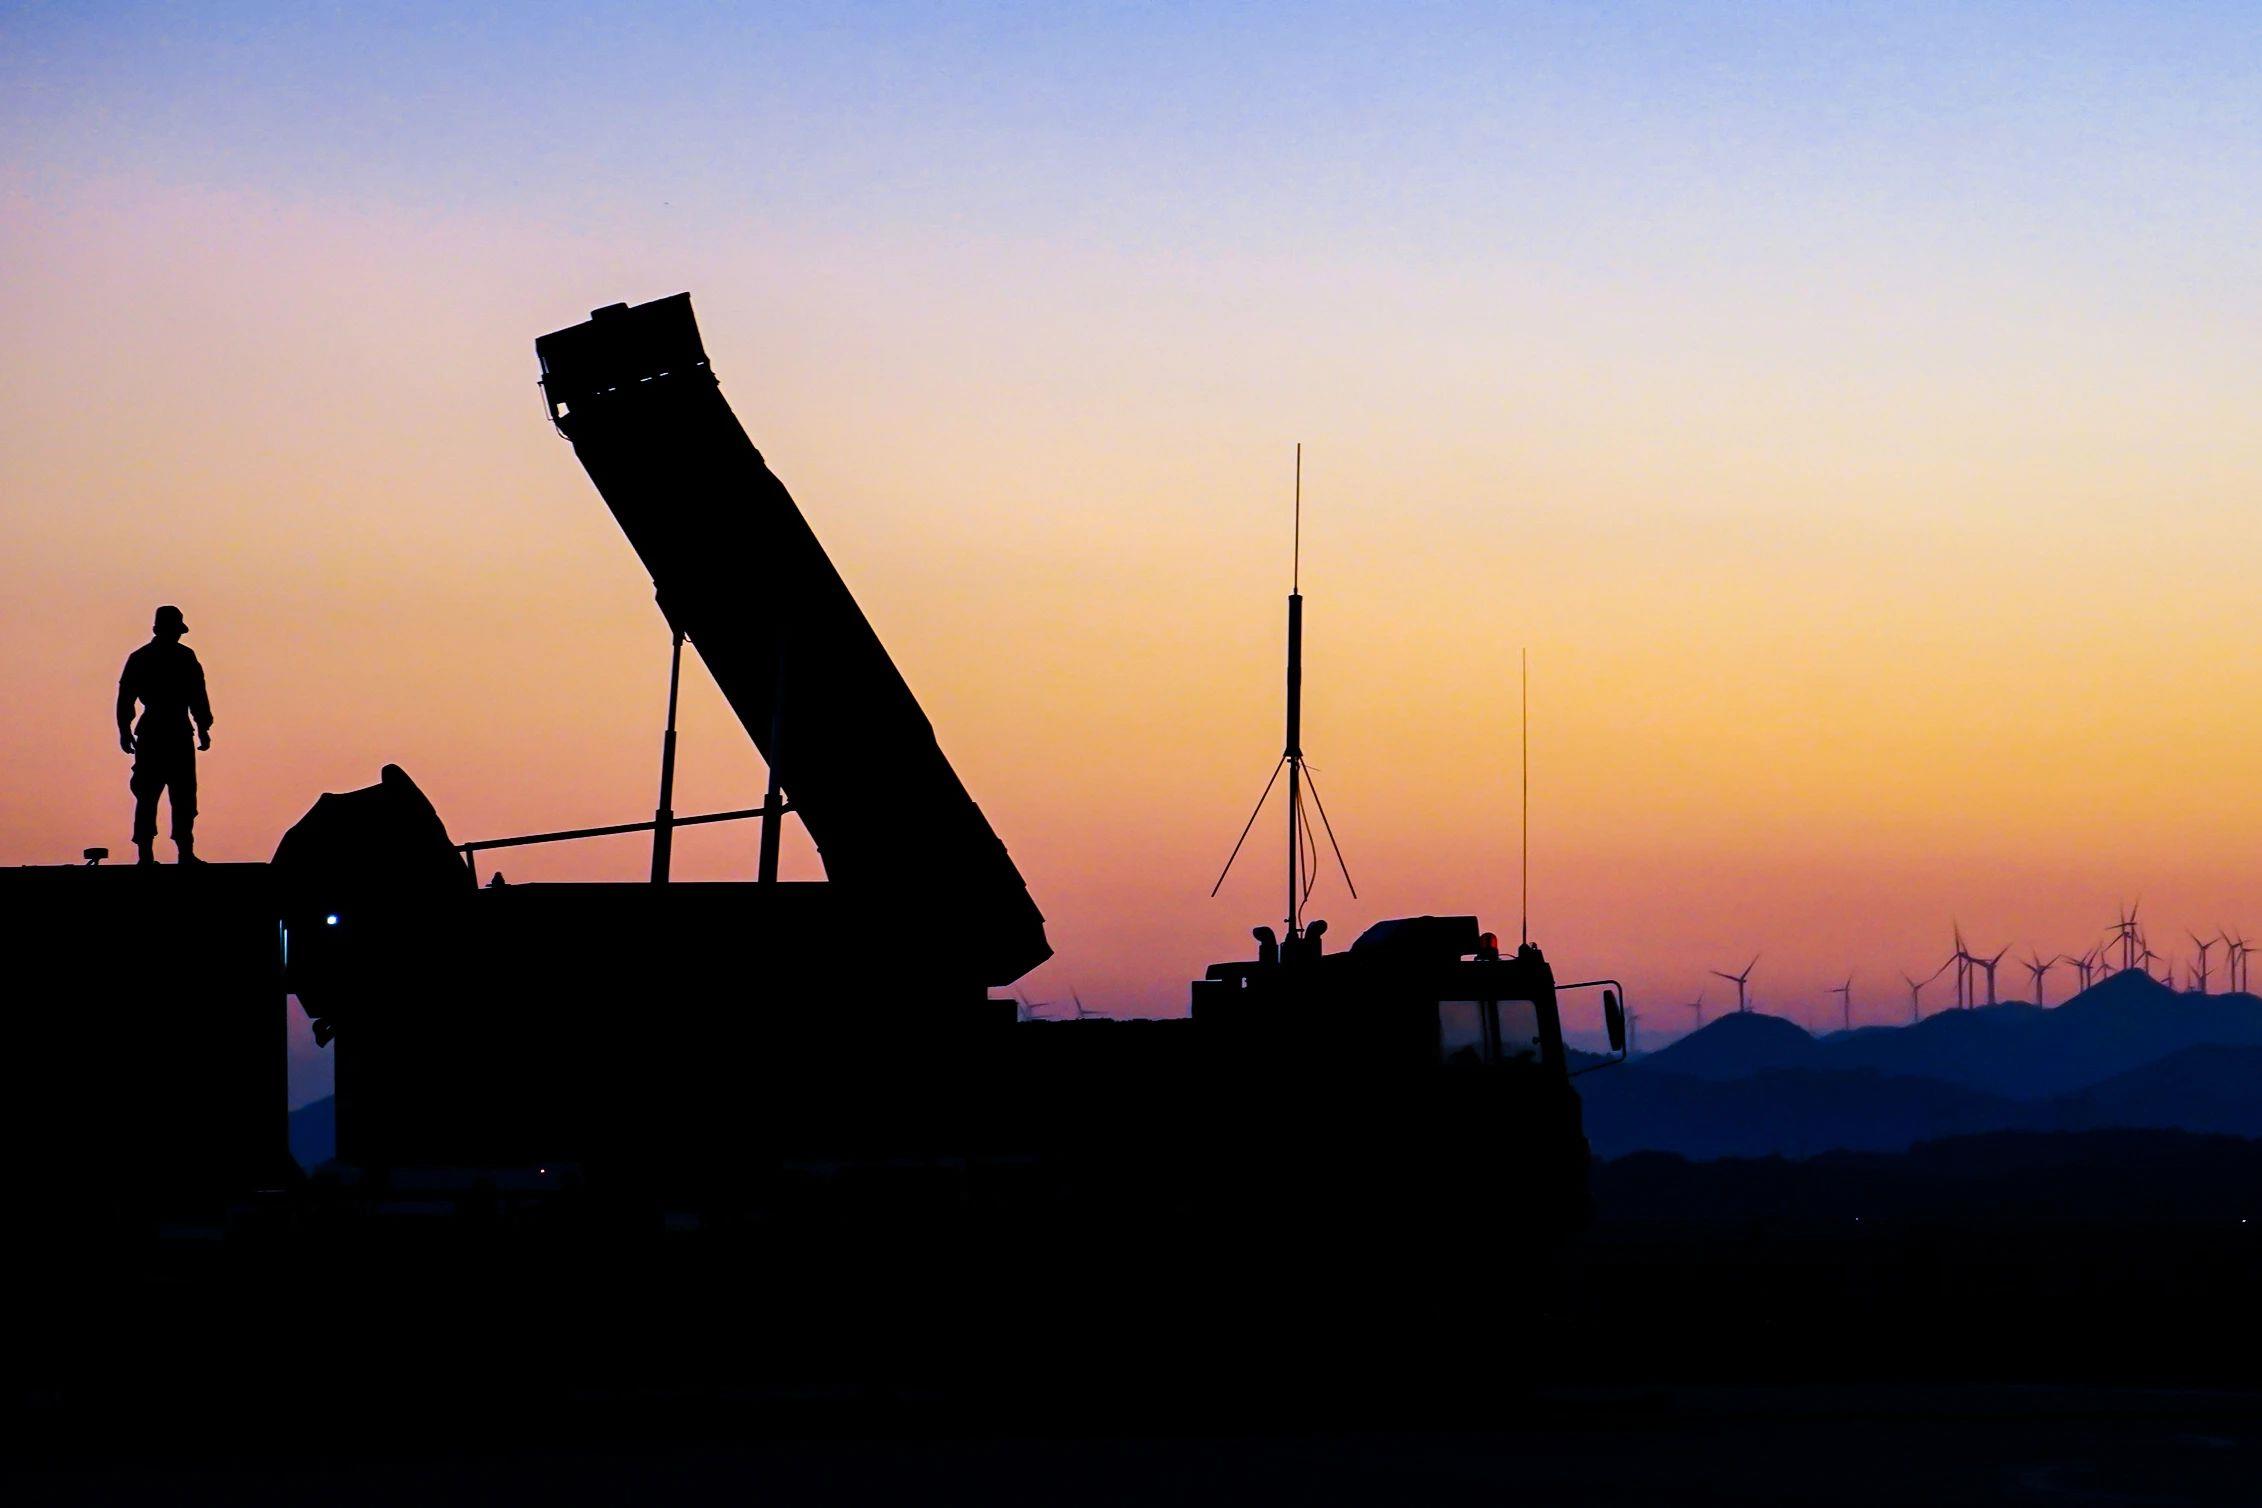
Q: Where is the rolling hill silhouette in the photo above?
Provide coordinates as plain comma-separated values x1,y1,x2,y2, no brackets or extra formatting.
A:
1643,971,2262,1095
1580,1066,2018,1160
1816,1003,2052,1093
2045,1044,2262,1139
1820,971,2262,1098
1640,1010,1820,1079
1586,972,2262,1159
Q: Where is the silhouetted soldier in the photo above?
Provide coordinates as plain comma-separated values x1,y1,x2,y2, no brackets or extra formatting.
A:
116,605,213,865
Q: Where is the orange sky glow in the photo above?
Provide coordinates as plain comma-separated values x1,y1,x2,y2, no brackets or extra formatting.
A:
4,9,2258,1066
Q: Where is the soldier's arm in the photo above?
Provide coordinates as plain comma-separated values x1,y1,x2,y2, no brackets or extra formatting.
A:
191,655,213,734
116,663,137,751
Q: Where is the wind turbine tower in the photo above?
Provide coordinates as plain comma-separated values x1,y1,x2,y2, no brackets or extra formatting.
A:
1902,965,1941,1024
1977,945,2008,1007
2112,903,2141,973
1949,924,1975,1009
1830,975,1854,1032
1711,955,1759,1014
2022,950,2057,1008
2190,932,2215,995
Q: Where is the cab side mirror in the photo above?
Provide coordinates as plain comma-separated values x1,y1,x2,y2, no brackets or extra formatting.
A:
1603,989,1626,1055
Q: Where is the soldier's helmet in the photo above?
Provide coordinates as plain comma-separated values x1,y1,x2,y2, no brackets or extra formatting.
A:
153,605,189,634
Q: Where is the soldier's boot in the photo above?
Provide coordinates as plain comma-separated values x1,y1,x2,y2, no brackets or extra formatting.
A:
176,836,203,865
136,839,157,866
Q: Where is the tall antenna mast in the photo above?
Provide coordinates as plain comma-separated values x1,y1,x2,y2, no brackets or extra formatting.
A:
1520,646,1528,947
1285,444,1302,937
1211,443,1355,932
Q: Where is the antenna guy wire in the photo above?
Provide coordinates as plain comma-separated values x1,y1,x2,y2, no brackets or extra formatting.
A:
1211,755,1287,897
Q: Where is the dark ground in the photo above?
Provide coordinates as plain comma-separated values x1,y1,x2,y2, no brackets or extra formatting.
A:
15,1129,2262,1505
16,1385,2262,1505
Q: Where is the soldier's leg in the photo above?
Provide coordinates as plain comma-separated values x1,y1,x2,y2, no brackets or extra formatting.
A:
130,750,163,855
171,749,198,857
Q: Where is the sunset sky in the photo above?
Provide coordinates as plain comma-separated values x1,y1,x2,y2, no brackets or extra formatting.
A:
4,5,2257,1095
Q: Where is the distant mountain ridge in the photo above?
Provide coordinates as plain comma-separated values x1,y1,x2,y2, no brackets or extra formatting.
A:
1819,972,2262,1099
2048,1044,2262,1140
1644,971,2262,1099
1638,1010,1819,1080
1581,1063,2015,1160
1585,972,2262,1160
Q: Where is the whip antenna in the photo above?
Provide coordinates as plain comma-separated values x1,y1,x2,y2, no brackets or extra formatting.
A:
1209,443,1355,927
1521,647,1529,948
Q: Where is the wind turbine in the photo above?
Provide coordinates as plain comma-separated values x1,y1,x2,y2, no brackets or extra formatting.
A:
2069,945,2098,994
2226,932,2255,995
1948,923,1972,1009
2111,902,2141,973
1975,944,2009,1008
1902,959,1946,1024
1829,975,1854,1032
2021,950,2058,1008
1711,955,1759,1014
2189,932,2215,995
1681,989,1707,1036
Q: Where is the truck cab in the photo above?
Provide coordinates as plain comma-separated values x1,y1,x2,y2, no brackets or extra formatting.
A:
1183,913,1611,1243
1194,913,1582,1067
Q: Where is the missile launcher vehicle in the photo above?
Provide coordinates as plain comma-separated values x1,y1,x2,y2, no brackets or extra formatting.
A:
268,293,1616,1252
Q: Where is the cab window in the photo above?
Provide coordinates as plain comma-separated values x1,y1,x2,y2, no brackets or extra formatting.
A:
1437,999,1543,1065
1439,1000,1486,1064
1496,998,1541,1063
